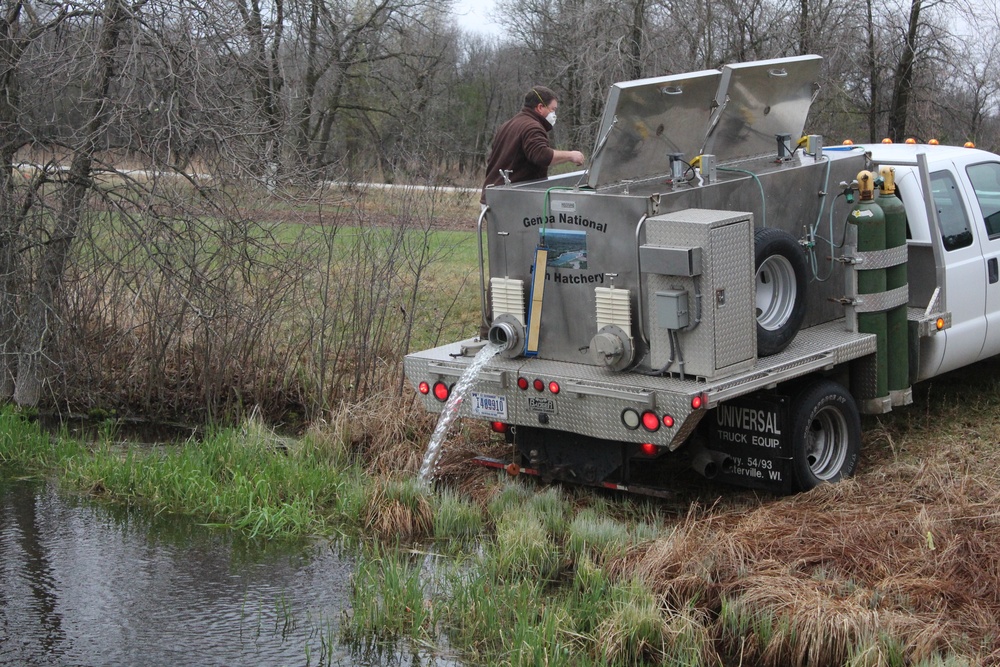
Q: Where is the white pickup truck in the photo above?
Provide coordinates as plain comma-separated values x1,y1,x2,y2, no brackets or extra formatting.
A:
404,55,998,495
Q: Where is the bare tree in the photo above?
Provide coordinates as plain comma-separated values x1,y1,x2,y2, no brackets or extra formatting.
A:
10,0,140,406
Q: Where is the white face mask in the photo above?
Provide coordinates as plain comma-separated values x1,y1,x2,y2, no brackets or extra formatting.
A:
545,111,557,127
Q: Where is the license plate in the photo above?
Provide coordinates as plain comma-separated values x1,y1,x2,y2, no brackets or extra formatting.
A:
471,392,507,419
527,397,556,414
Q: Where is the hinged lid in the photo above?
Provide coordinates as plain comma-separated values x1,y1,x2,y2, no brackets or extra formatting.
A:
702,55,822,162
586,70,721,189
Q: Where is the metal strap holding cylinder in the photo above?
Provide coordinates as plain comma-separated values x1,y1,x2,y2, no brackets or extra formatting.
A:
851,245,908,270
853,285,909,313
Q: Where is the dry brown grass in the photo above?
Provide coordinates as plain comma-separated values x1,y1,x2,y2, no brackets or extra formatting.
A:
363,478,434,542
610,453,1000,665
591,359,1000,665
325,389,437,476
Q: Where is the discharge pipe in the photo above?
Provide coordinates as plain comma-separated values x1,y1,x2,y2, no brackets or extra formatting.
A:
488,314,525,358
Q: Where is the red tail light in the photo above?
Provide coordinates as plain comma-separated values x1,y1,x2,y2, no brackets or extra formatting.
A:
433,381,450,401
490,422,508,433
641,411,660,432
533,379,544,392
662,415,674,428
517,377,529,390
691,394,704,409
418,381,430,395
548,381,560,394
641,443,657,456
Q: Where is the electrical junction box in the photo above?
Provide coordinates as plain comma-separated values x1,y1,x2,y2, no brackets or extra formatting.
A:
644,209,756,379
656,290,689,329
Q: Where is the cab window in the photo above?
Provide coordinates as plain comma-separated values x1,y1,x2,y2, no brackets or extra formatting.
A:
966,162,1000,238
931,170,973,251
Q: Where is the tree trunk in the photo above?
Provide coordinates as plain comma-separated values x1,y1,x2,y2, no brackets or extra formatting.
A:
13,0,131,407
0,3,25,400
865,0,879,143
888,0,922,142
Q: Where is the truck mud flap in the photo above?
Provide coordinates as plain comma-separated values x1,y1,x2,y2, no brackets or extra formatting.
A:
701,393,793,493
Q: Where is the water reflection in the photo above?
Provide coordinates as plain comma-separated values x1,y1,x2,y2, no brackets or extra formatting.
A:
0,476,458,666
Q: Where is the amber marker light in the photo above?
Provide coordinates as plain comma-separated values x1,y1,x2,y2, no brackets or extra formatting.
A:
905,138,916,144
881,138,893,144
929,139,939,145
842,139,854,145
965,141,976,148
936,317,946,330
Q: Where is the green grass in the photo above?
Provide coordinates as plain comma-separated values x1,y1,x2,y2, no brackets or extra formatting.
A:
3,401,990,666
433,486,485,543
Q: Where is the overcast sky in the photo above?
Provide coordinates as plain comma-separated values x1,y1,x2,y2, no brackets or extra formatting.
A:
452,0,505,36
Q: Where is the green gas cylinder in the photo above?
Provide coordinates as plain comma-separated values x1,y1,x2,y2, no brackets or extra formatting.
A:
849,170,887,399
877,166,909,396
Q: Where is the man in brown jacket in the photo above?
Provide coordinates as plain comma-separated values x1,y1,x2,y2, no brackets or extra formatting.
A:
480,86,585,205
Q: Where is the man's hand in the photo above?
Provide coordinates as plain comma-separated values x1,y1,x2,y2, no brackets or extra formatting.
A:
551,149,585,167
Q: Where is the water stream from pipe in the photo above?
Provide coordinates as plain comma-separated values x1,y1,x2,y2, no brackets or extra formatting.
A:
418,342,502,483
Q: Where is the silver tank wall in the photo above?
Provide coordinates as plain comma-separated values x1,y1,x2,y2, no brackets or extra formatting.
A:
482,150,867,369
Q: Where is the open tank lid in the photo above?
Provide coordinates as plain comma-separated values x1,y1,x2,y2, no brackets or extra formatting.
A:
702,54,822,162
585,69,722,189
584,55,823,188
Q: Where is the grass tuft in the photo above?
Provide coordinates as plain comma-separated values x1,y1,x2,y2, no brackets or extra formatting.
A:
594,578,667,665
488,504,563,583
364,477,434,542
433,486,484,543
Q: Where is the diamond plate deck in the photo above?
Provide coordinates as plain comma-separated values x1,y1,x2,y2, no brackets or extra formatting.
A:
405,319,875,450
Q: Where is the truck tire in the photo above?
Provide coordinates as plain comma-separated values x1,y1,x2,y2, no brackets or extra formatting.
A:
790,378,860,491
754,227,807,356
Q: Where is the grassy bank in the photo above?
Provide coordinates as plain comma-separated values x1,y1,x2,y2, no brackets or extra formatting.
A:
4,353,1000,667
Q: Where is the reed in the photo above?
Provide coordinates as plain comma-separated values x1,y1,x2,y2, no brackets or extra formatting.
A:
432,486,484,543
487,503,564,583
0,409,84,469
345,544,435,641
567,508,633,564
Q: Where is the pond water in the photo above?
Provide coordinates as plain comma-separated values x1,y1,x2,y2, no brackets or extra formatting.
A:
0,475,459,667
